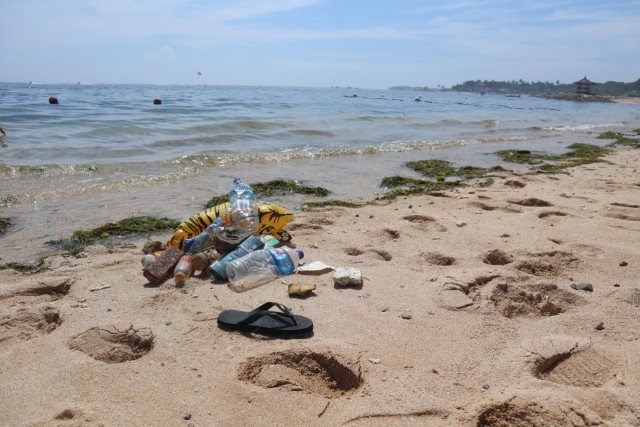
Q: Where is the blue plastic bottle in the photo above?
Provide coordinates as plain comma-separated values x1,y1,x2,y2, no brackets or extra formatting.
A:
209,235,265,280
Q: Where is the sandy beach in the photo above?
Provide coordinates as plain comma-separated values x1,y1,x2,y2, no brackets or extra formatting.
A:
1,147,640,426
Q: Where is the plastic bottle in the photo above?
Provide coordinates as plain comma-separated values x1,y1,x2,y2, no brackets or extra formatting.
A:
183,217,225,255
227,247,304,293
174,255,193,284
223,178,259,240
191,252,211,271
209,235,265,281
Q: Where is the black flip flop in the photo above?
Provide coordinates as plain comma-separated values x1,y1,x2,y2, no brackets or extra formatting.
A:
217,302,313,337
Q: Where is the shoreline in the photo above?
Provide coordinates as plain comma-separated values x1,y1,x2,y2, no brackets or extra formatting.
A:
1,146,640,425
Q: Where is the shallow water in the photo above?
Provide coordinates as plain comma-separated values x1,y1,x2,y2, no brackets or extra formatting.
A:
1,83,638,263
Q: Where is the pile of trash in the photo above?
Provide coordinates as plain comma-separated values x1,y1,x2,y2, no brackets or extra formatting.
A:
140,178,367,336
142,178,362,295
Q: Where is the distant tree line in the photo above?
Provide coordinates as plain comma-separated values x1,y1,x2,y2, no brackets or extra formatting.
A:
449,78,640,96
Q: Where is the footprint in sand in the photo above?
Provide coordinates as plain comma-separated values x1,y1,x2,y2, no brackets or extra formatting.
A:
237,349,363,398
611,202,640,208
68,325,154,364
286,223,324,232
613,288,640,307
508,197,553,207
402,215,447,232
513,250,578,278
537,210,569,219
503,179,526,188
0,306,63,342
343,247,392,261
490,282,586,318
605,210,640,222
533,346,616,387
420,251,456,266
379,228,400,241
344,247,365,256
476,393,604,426
469,201,521,213
482,249,513,265
0,279,72,303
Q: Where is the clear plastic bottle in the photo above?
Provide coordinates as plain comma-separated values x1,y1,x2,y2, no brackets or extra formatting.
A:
183,217,225,254
209,235,265,281
227,247,304,292
174,255,193,285
224,178,259,240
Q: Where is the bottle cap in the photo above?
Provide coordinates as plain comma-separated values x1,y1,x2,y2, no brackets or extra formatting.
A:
297,250,304,259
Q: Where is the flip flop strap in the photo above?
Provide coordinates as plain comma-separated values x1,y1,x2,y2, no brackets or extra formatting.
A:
238,302,297,326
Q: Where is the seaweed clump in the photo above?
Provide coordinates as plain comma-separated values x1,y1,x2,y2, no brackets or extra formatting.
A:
204,179,331,209
494,150,559,165
302,200,364,210
378,160,508,200
597,130,640,148
0,259,48,273
48,216,179,256
496,143,611,174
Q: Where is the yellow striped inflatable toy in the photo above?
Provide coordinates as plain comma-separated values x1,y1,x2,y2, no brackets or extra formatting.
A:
168,202,294,250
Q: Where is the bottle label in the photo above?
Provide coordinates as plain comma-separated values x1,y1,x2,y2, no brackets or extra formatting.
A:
268,248,295,275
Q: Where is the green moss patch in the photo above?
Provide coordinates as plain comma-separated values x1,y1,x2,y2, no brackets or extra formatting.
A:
48,216,179,255
204,179,331,209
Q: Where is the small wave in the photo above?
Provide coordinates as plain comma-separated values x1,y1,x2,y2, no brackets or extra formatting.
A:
346,115,405,122
545,122,626,132
0,163,102,179
289,129,335,137
0,166,201,206
441,118,500,128
172,139,485,167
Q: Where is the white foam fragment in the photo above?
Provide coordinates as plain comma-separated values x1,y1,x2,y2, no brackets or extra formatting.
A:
333,267,363,286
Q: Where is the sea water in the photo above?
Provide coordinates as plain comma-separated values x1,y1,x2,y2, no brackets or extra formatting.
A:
1,82,638,263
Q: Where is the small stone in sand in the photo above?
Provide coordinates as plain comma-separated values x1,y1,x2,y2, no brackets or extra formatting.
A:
570,283,593,292
456,221,467,227
619,261,628,267
595,322,605,330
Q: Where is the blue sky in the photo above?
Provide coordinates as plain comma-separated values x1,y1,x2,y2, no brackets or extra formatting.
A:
1,0,638,88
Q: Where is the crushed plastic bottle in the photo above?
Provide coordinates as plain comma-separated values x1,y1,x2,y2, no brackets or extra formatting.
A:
227,247,304,292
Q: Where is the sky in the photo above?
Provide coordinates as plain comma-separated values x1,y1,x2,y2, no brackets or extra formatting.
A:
1,0,639,89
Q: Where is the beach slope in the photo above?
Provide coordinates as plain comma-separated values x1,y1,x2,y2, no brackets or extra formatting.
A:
1,149,640,426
